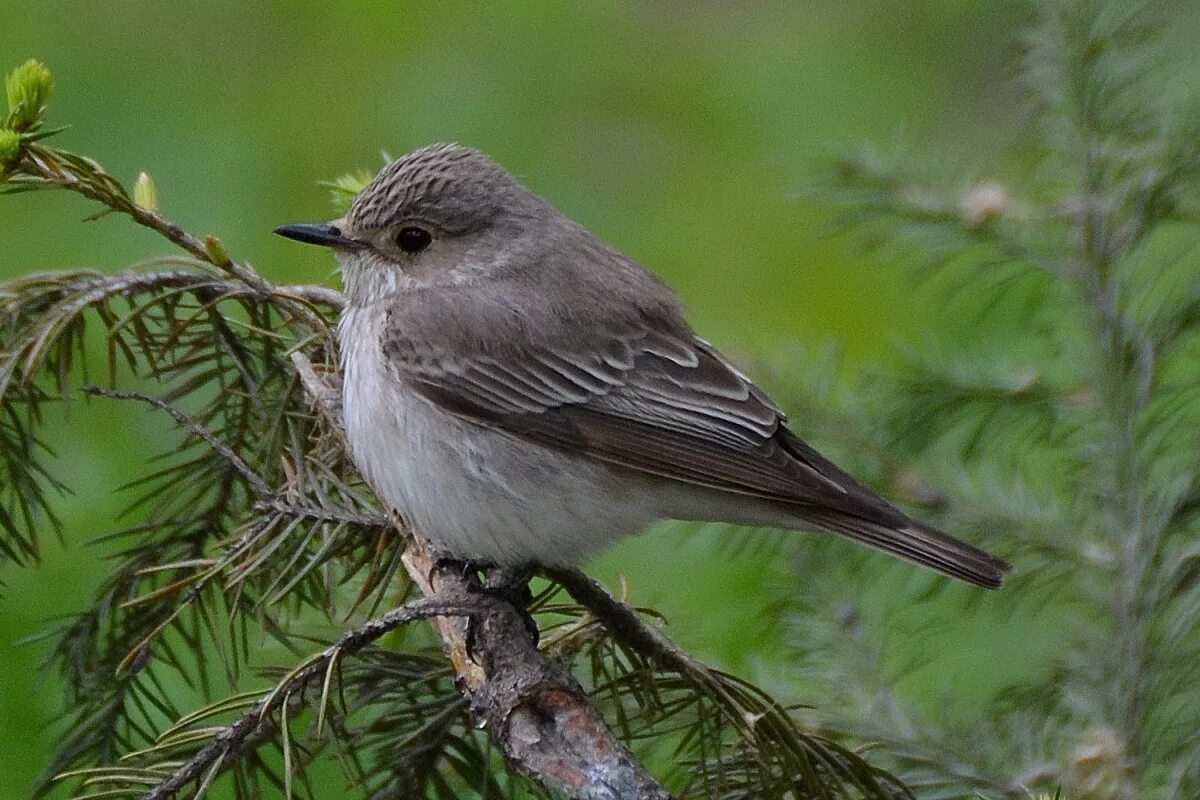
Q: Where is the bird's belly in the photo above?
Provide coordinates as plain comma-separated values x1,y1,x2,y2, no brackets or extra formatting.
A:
342,346,657,566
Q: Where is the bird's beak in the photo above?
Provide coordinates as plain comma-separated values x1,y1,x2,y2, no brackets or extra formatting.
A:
273,222,361,249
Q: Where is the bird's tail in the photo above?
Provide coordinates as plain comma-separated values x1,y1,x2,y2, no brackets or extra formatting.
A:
769,428,1011,588
800,507,1011,589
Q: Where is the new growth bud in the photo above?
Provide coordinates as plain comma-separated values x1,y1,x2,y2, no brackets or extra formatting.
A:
5,59,53,132
958,181,1010,227
204,234,232,268
0,128,20,171
134,172,159,211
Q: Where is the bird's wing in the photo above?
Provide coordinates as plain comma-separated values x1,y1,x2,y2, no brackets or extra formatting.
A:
378,285,897,514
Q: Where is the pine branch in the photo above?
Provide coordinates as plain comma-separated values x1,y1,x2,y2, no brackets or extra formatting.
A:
6,252,680,799
139,595,494,800
798,2,1200,797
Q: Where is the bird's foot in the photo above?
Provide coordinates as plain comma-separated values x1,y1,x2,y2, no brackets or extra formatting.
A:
427,554,485,589
429,557,539,654
477,563,539,649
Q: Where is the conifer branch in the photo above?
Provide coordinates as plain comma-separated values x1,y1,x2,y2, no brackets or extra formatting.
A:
799,2,1200,796
141,595,489,800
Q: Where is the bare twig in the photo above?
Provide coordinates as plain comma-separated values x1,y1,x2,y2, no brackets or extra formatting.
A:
545,567,693,669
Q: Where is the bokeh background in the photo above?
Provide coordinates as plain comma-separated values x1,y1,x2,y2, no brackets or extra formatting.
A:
4,3,1195,797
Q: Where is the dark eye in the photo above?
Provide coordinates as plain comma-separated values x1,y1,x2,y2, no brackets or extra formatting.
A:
396,226,432,253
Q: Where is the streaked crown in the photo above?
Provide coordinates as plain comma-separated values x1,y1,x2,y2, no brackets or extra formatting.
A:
347,143,525,233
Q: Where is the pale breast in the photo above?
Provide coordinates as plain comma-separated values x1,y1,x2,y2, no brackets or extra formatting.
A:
337,302,661,566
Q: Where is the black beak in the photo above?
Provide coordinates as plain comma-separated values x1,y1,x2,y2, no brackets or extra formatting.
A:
273,222,357,248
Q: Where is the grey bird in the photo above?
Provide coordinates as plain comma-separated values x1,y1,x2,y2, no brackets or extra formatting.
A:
276,143,1010,589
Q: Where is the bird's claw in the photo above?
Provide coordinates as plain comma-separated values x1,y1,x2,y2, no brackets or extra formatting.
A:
464,563,539,659
427,554,486,589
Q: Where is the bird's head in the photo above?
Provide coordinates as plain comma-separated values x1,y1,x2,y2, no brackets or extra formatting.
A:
275,143,553,305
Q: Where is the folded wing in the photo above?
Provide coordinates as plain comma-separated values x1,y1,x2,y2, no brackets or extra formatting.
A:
380,286,1010,587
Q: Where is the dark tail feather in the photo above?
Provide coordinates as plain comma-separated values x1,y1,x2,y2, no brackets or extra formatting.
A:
772,430,1010,588
802,509,1011,589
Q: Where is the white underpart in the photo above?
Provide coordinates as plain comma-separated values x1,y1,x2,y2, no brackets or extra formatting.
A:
339,302,671,566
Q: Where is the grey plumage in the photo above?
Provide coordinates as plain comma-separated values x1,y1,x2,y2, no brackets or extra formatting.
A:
276,142,1011,589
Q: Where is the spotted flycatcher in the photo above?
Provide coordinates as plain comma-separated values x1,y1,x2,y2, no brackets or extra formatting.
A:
276,143,1010,588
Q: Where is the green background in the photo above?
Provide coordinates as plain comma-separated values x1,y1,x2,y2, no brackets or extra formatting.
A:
0,1,1159,795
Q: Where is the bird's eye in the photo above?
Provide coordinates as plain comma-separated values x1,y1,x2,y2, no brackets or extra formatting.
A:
396,226,433,253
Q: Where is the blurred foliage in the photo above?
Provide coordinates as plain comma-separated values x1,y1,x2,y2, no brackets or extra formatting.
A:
761,1,1200,798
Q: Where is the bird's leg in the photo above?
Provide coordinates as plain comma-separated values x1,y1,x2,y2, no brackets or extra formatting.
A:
427,553,488,589
482,564,535,607
477,563,539,649
429,556,539,654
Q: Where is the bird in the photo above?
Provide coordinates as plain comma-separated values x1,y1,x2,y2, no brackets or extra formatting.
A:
275,143,1010,589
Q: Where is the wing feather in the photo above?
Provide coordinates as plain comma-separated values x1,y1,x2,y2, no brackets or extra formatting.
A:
381,294,859,509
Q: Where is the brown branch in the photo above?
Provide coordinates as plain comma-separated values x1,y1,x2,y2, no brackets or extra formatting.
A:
543,567,694,671
466,581,674,800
